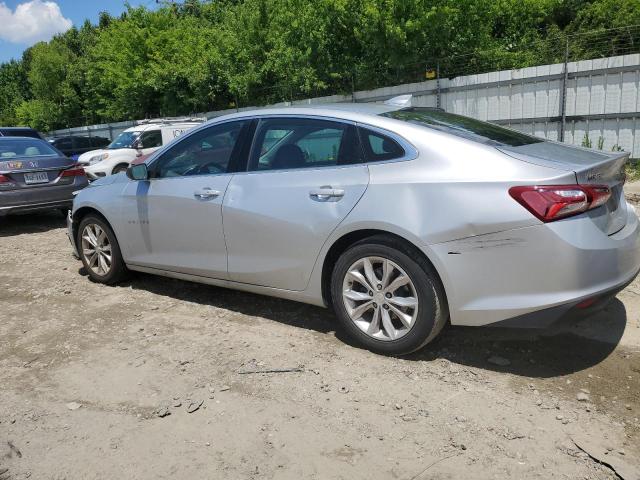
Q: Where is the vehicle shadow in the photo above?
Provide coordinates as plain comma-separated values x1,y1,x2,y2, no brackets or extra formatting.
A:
0,211,67,237
106,271,627,378
117,271,338,335
407,299,627,378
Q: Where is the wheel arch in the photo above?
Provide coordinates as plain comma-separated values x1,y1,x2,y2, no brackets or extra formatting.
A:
320,228,449,312
111,162,130,175
71,206,115,250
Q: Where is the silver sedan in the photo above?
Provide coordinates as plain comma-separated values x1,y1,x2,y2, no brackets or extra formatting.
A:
67,98,640,354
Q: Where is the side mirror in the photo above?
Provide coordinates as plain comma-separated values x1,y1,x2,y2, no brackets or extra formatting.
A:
126,163,149,181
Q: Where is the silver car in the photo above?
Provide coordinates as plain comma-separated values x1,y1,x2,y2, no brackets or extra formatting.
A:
67,99,640,354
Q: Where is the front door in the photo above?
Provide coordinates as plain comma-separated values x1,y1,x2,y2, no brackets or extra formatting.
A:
120,120,251,278
224,117,369,290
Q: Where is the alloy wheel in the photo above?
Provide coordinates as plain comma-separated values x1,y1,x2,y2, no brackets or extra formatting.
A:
342,256,418,341
81,223,112,276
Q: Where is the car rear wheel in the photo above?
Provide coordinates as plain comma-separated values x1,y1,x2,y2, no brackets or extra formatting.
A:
330,236,447,355
77,215,128,284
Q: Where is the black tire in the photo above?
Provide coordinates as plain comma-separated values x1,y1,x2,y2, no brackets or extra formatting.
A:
330,235,448,355
112,163,129,175
76,214,128,284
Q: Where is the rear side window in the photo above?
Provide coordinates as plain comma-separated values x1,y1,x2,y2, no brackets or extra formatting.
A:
74,137,92,149
54,138,72,149
382,108,541,147
250,118,362,171
359,128,405,162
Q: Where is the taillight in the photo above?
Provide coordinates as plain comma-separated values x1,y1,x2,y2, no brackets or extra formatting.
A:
509,184,611,222
0,174,9,183
60,165,86,177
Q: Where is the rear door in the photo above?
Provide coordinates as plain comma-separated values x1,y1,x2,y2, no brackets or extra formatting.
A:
223,116,368,290
119,120,252,278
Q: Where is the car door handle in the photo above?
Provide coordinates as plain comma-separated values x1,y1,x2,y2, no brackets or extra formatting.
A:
309,188,345,202
194,188,220,200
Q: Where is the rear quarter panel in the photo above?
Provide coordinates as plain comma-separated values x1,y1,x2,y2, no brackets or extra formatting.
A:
305,124,579,311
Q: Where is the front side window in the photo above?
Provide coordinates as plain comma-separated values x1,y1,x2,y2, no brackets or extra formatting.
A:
250,118,361,171
139,130,162,148
152,121,247,178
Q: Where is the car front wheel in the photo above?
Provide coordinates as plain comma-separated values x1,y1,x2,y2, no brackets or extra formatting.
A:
77,214,128,284
331,236,447,355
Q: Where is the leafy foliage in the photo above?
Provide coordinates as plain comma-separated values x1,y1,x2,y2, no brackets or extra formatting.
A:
0,0,636,130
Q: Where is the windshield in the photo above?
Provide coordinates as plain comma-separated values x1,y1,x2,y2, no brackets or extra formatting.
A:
382,108,541,147
107,131,141,149
0,138,60,158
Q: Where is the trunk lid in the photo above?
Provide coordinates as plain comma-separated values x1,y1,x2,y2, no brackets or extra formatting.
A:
497,141,629,235
0,156,76,191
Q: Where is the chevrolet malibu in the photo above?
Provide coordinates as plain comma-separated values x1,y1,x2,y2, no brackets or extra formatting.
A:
67,99,640,355
0,137,88,216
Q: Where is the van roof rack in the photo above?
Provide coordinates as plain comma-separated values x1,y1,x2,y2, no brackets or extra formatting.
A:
136,117,206,125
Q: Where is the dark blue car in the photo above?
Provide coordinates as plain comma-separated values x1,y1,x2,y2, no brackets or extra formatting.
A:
0,137,88,216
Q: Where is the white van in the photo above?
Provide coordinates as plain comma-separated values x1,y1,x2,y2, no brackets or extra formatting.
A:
78,118,204,179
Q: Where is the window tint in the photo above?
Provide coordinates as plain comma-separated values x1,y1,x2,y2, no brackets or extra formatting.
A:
250,118,361,171
153,121,246,178
54,138,72,149
140,130,162,148
382,108,541,147
73,137,92,149
359,128,405,162
0,138,59,158
91,136,110,148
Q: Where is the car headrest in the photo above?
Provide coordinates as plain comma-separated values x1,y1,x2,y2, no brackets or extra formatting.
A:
272,144,305,170
24,147,40,156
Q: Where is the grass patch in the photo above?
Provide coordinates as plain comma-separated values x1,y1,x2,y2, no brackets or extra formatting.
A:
626,161,640,182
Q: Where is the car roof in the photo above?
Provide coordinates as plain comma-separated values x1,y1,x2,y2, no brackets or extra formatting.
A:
0,135,46,141
0,126,38,131
208,103,398,125
124,122,202,133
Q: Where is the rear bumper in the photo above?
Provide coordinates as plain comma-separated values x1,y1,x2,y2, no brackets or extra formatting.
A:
429,203,640,327
0,179,86,216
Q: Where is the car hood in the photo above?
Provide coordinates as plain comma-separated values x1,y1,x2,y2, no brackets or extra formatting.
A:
78,149,108,163
87,172,129,187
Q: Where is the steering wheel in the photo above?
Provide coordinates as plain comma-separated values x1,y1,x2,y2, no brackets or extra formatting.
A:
182,162,225,176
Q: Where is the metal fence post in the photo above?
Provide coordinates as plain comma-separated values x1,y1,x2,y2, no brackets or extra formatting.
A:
559,36,570,142
436,60,441,110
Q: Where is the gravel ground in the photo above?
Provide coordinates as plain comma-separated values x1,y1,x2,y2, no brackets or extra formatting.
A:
1,212,639,480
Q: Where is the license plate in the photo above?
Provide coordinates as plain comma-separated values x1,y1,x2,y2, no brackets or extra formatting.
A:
24,172,49,184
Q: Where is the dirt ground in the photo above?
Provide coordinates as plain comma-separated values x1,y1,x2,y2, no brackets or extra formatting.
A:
1,212,639,480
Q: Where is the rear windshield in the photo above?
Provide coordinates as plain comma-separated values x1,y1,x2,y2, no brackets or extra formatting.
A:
382,108,541,147
0,138,59,158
